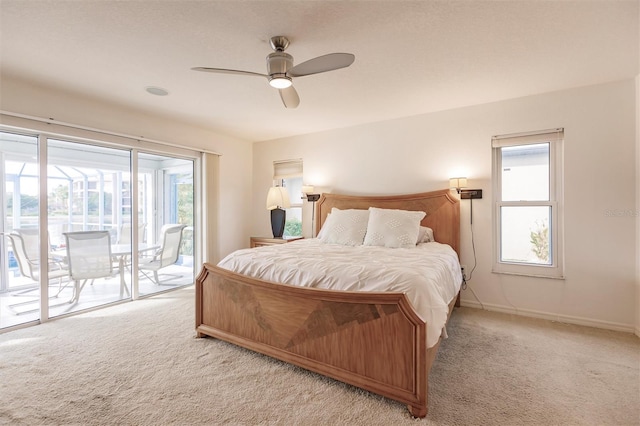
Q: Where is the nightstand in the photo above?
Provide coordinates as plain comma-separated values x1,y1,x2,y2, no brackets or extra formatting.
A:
250,236,303,248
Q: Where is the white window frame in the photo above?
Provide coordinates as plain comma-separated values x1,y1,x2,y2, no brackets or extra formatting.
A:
492,128,564,279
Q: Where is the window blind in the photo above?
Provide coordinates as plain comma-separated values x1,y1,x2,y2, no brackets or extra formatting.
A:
492,128,564,148
273,159,303,180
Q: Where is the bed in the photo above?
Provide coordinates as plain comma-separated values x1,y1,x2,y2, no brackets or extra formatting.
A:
195,189,461,417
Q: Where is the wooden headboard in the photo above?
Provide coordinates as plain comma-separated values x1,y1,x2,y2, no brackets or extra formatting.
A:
315,189,460,256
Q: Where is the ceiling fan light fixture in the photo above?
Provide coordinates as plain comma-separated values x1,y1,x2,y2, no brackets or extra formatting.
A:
269,75,292,89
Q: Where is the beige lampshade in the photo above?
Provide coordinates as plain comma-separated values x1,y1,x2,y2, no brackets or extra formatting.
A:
449,177,468,190
301,185,314,194
266,186,291,210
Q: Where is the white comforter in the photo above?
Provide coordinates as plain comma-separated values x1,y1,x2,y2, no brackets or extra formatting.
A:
217,239,462,348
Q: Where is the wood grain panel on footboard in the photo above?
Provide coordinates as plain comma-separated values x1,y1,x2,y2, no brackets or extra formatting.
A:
196,264,435,417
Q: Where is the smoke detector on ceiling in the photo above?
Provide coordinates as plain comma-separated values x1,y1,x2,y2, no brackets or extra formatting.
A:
145,86,169,96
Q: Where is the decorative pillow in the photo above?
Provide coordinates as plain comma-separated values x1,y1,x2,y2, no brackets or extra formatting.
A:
416,226,427,244
318,208,369,246
363,207,426,248
316,213,330,239
421,226,435,243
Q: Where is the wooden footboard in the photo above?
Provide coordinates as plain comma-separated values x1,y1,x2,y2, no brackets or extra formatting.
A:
196,263,457,417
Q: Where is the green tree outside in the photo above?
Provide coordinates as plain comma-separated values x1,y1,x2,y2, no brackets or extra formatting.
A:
284,217,302,237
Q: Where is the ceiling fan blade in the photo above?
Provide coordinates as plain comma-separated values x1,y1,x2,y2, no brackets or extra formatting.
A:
279,86,300,109
191,67,268,78
288,53,355,77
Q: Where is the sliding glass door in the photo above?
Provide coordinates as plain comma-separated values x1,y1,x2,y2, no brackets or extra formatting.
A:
138,153,194,296
47,139,132,317
0,129,199,330
0,132,41,328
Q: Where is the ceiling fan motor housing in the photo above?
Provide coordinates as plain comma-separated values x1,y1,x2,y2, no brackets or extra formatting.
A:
267,51,293,81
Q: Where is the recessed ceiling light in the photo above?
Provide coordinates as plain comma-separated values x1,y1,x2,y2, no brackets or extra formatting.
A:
145,86,169,96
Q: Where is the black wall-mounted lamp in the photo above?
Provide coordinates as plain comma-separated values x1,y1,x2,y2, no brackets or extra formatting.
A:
449,177,483,199
450,177,483,227
302,185,321,236
302,185,320,202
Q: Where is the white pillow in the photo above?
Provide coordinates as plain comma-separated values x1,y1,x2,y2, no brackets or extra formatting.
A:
416,226,427,244
363,207,426,248
316,213,330,239
421,226,435,243
318,208,369,246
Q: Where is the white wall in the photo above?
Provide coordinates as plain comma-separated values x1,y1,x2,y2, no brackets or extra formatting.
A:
0,75,253,262
254,79,638,332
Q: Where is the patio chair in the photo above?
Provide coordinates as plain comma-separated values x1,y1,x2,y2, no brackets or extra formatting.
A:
139,224,186,285
5,229,68,294
117,222,147,244
64,231,115,304
116,222,147,271
3,229,70,315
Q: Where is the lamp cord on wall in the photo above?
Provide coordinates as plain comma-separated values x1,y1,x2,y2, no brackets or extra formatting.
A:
462,198,484,310
466,198,478,281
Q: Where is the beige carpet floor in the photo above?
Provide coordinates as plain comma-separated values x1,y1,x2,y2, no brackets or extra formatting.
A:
1,286,638,425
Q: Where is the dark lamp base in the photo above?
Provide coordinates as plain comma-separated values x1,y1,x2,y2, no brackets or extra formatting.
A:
270,208,286,238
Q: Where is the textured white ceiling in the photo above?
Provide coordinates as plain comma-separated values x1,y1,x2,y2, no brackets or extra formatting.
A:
1,1,638,142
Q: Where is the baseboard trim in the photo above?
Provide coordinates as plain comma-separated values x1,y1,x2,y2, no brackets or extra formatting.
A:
460,299,636,334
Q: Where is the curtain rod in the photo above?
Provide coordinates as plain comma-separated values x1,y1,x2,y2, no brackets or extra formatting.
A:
0,110,222,156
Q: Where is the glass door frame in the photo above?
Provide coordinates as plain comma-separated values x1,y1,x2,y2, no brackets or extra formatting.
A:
1,125,202,329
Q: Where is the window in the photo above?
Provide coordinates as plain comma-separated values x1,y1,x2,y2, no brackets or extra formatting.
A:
492,129,564,278
273,160,303,237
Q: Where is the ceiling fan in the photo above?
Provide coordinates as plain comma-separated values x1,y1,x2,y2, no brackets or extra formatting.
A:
192,36,355,109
